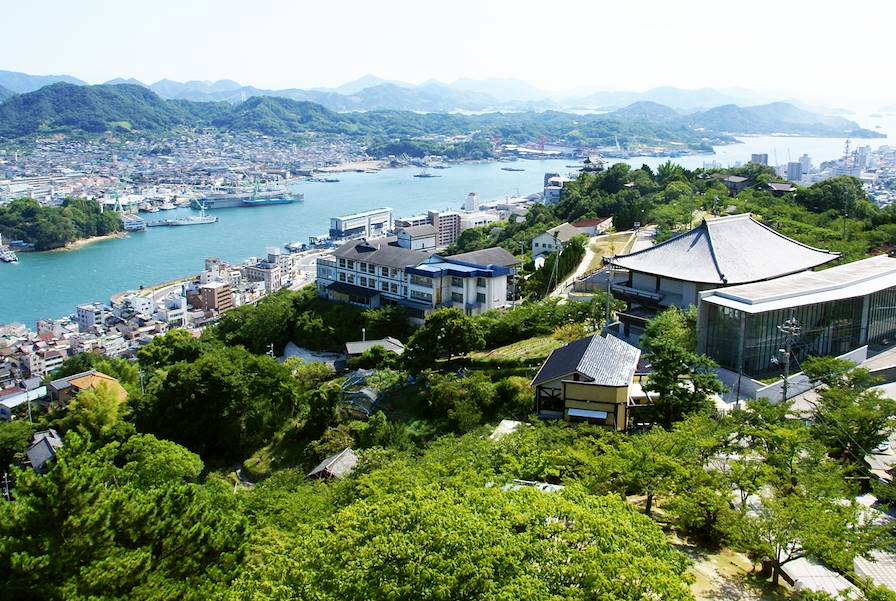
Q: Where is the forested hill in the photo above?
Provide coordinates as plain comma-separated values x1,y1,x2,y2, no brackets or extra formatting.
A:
0,84,14,102
0,82,881,146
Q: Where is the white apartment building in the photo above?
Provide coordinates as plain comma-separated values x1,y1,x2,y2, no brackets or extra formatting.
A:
75,303,109,333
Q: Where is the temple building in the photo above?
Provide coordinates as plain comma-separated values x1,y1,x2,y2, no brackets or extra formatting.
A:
609,214,839,339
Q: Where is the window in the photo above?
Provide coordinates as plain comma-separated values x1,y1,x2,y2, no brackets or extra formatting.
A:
381,281,389,291
390,283,398,294
338,258,346,268
477,292,486,303
410,290,433,303
451,292,463,303
451,276,463,288
338,272,347,282
346,260,354,270
410,274,433,287
476,277,486,288
359,276,367,287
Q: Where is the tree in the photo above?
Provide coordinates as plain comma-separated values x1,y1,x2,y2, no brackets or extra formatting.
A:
641,306,697,352
347,345,399,370
642,334,724,428
0,432,247,600
134,346,304,461
64,381,122,438
801,357,896,469
0,420,33,473
231,483,694,600
403,308,485,372
425,371,496,432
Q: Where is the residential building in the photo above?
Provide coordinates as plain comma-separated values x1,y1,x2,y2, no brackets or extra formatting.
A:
395,225,437,250
532,333,643,429
48,369,128,405
330,207,393,239
76,302,108,332
394,214,430,228
542,173,568,205
199,281,233,314
787,161,803,183
427,210,462,247
244,247,289,293
459,211,500,232
609,214,839,339
698,254,896,379
750,153,769,165
531,222,583,257
572,217,613,236
464,192,480,212
23,348,66,378
26,429,63,473
799,153,812,174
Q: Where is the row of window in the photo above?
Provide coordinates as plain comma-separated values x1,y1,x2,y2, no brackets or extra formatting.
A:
451,292,487,304
337,272,400,295
337,258,402,279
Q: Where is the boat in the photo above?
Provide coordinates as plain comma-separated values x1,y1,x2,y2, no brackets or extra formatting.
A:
193,181,302,209
0,234,17,263
308,177,340,183
121,214,147,231
159,201,177,210
413,170,441,178
285,241,307,252
501,167,525,172
168,206,217,226
431,164,450,170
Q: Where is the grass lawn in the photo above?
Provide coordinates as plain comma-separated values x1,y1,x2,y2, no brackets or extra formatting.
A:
468,335,565,363
588,232,636,271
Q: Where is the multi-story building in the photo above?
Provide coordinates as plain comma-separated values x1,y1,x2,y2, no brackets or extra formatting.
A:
75,303,108,333
24,348,67,378
427,210,461,247
750,153,769,166
395,225,437,250
787,161,803,183
200,281,233,314
330,208,393,239
464,192,480,212
316,237,518,320
244,247,289,293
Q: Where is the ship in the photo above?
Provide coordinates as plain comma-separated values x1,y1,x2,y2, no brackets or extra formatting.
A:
413,170,440,178
167,206,218,226
0,233,17,263
192,181,303,209
501,166,525,172
121,214,147,231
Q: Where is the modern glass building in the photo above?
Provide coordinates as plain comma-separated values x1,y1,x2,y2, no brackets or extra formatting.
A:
698,255,896,378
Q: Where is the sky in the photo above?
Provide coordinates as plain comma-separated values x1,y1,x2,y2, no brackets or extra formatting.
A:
2,0,894,109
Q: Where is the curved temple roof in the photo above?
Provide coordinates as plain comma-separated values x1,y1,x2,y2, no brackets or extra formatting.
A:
610,214,839,285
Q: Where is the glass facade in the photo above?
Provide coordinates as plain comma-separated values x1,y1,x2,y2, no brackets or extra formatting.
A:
703,288,896,378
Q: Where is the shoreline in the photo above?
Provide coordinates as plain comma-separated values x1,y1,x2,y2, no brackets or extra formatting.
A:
50,231,128,252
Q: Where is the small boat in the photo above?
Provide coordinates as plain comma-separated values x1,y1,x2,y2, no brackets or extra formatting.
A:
431,164,451,169
159,201,177,210
0,249,17,263
308,177,340,183
501,166,525,172
413,171,440,178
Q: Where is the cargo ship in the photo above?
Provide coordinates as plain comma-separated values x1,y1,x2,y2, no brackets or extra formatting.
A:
192,182,303,209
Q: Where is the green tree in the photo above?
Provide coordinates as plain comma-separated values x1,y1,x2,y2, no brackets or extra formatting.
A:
0,420,33,473
403,308,485,372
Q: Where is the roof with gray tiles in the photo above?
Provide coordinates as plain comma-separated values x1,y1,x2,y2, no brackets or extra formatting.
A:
610,213,839,285
532,334,640,387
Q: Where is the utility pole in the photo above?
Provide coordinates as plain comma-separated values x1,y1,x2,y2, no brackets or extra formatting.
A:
777,310,801,404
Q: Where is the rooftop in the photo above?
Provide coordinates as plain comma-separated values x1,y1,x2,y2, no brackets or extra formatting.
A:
542,222,583,243
610,213,839,285
700,254,896,313
532,334,641,388
396,224,438,237
334,237,435,269
345,337,405,356
448,247,519,268
334,207,393,221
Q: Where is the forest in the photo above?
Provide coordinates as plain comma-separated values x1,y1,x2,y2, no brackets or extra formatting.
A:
0,197,122,250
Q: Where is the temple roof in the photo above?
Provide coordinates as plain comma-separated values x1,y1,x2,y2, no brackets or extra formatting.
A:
610,214,839,285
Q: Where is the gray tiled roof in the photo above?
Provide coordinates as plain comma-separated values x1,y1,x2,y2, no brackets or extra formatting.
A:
448,247,519,268
532,334,640,387
307,447,358,480
345,337,405,356
335,238,435,269
397,224,438,237
610,213,838,285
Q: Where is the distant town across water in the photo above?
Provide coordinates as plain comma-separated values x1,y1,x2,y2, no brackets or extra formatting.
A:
1,119,893,327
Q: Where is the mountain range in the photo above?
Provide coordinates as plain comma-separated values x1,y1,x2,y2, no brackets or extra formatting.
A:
0,69,866,119
0,82,881,148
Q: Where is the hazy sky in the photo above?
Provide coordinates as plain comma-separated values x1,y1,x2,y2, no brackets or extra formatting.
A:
2,0,893,108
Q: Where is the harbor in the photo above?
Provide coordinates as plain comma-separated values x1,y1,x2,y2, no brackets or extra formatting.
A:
1,124,893,326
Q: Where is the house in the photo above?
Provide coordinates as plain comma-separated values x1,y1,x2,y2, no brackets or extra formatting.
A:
345,337,405,358
767,182,797,196
0,385,46,421
26,429,64,473
316,237,518,320
48,370,128,406
572,217,613,236
713,174,751,195
395,225,437,250
531,223,583,257
306,447,358,480
532,333,642,429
